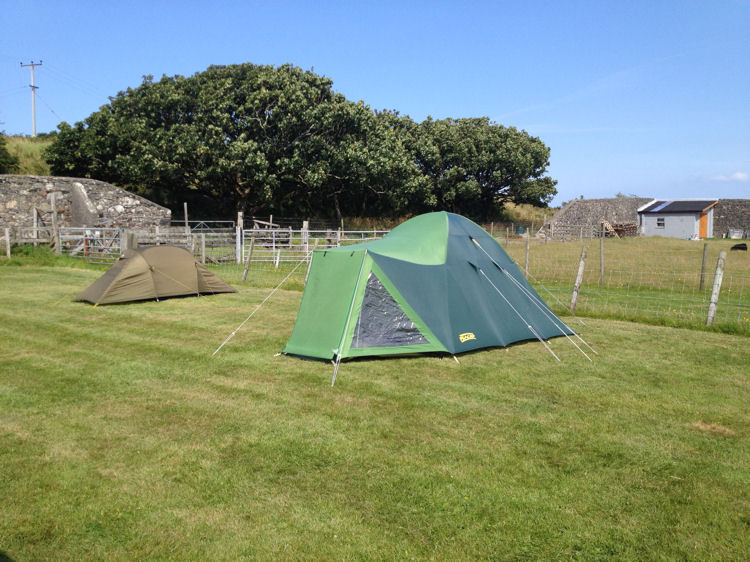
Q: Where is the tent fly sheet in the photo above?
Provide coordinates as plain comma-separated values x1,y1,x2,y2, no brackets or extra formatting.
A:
75,245,236,305
284,212,581,366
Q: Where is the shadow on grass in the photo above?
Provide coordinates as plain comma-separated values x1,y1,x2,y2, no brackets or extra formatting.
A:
0,551,15,562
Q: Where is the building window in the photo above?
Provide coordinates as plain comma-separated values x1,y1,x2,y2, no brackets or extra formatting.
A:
656,217,665,229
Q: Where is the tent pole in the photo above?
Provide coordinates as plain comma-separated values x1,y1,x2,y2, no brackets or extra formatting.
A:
331,356,342,386
330,251,368,385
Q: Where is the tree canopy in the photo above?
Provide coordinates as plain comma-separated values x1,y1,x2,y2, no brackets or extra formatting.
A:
0,133,20,174
45,63,556,220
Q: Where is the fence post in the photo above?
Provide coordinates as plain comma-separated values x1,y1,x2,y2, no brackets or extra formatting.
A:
200,233,206,264
302,220,309,253
706,251,727,326
123,231,137,254
505,227,509,246
183,202,189,235
490,222,494,237
33,208,39,246
4,228,10,258
524,238,530,278
235,221,243,264
241,237,255,282
570,246,587,313
599,235,604,285
336,229,341,247
50,192,61,254
699,242,708,291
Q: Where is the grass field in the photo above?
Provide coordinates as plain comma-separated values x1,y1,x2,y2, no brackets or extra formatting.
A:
1,256,748,559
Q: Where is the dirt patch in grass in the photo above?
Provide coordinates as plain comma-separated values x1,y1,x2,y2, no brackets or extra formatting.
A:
690,421,736,436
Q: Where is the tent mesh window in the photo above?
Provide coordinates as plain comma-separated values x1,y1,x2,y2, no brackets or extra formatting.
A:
351,272,428,348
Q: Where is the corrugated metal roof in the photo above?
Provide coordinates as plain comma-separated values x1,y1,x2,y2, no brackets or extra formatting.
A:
639,200,717,214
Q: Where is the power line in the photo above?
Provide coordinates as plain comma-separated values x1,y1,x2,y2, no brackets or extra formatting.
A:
35,92,62,121
0,86,28,99
43,63,111,99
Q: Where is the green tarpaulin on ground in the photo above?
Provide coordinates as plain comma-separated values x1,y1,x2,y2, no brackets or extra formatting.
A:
284,212,572,362
75,245,236,305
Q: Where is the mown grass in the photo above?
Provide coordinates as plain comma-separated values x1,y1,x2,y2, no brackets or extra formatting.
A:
1,257,749,559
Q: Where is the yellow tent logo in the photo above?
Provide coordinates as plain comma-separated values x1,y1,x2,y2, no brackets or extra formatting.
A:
459,332,476,343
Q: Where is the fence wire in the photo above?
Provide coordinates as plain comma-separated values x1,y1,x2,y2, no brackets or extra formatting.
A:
501,237,750,333
8,224,749,334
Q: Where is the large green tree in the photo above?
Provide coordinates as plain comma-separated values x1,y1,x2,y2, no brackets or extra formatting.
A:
45,63,556,220
409,116,556,220
45,64,421,219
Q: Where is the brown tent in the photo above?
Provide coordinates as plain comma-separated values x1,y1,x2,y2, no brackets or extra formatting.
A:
75,245,236,305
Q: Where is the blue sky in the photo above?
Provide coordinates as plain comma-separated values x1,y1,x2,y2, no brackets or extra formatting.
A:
1,0,748,206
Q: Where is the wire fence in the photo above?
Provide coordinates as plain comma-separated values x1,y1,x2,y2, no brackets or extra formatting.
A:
4,221,748,334
500,237,750,333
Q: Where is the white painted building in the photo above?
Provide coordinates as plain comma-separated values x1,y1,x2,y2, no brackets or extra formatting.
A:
637,199,718,239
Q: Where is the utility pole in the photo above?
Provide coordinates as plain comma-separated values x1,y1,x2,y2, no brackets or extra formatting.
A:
20,60,43,137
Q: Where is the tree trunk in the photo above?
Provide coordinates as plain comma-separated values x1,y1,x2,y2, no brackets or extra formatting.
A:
333,193,343,222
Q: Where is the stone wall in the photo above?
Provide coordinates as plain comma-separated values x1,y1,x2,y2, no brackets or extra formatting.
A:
547,197,652,238
0,175,171,229
713,199,750,237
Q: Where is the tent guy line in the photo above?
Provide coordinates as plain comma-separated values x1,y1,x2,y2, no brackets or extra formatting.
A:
469,236,596,359
474,266,561,362
211,251,312,357
499,269,596,359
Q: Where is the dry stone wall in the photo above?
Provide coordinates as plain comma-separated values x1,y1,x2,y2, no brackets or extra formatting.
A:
0,175,171,229
547,197,651,238
713,199,750,237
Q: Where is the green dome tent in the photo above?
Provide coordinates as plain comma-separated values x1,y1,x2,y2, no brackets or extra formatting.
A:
75,245,236,305
284,212,584,379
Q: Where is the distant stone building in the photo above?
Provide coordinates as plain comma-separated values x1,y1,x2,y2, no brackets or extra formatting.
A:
546,196,750,240
0,175,171,230
545,197,651,239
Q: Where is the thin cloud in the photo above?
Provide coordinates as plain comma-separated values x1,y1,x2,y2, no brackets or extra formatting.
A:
714,172,750,182
496,52,687,122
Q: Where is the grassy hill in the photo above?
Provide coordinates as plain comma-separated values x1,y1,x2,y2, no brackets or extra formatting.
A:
4,135,52,175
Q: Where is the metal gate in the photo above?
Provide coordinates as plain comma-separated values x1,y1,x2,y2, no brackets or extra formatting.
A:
59,227,122,264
